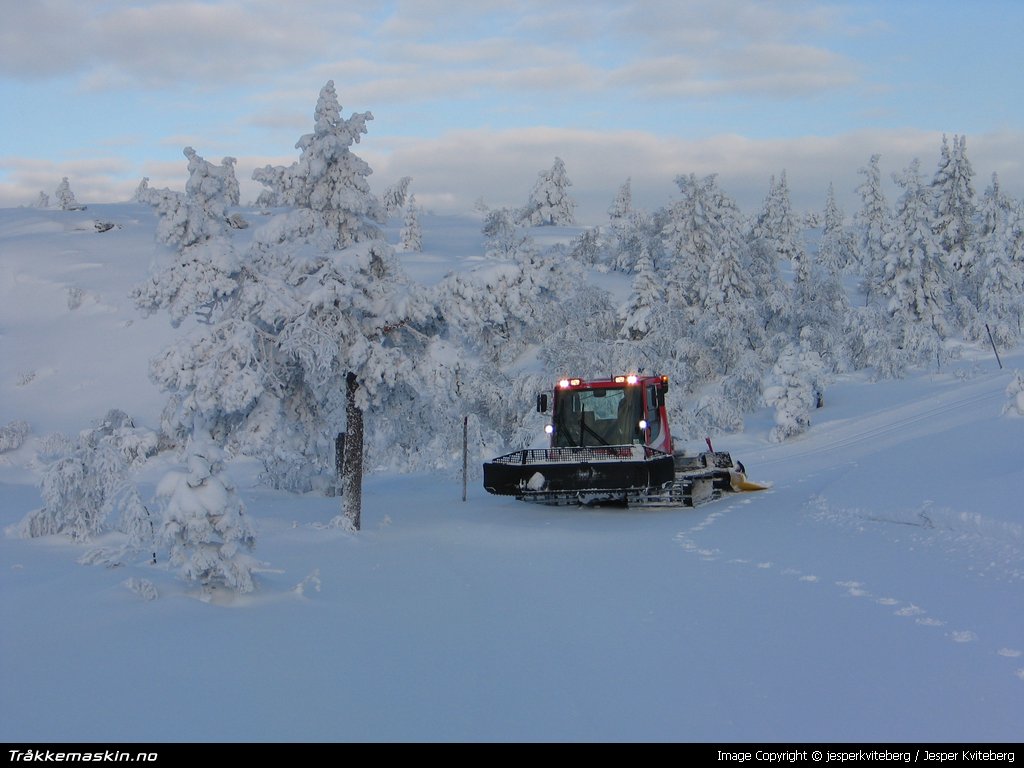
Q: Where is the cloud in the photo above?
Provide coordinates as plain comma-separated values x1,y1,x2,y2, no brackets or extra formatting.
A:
2,125,1021,226
1,1,367,87
363,126,1024,223
2,1,861,102
1,1,1020,219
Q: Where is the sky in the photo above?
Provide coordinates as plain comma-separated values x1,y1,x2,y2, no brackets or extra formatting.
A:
2,0,1024,222
1,202,1023,743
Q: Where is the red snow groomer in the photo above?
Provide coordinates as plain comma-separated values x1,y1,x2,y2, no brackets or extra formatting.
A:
483,373,767,507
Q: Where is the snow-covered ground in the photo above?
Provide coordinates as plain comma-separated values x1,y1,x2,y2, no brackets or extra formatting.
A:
1,204,1022,743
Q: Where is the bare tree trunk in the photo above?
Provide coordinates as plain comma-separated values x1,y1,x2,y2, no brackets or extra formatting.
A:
342,371,363,531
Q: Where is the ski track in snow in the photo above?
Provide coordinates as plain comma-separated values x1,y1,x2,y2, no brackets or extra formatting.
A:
753,384,1004,469
673,493,1024,683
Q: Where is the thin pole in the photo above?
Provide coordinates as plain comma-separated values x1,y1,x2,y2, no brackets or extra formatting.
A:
986,324,1004,369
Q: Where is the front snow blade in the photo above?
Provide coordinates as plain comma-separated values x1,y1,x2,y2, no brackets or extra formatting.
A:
732,475,772,492
483,445,675,503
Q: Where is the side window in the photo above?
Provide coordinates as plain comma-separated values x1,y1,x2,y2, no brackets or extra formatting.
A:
646,385,661,441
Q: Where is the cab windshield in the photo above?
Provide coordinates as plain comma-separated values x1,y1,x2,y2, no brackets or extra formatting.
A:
552,386,643,447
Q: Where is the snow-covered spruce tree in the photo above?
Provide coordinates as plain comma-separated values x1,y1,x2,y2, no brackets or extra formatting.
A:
882,158,955,371
221,157,241,206
929,135,979,333
660,173,721,321
619,245,664,340
137,155,295,485
647,173,781,414
133,146,243,326
930,134,977,282
689,208,774,433
817,183,857,274
609,207,662,275
55,177,83,210
750,171,806,273
604,177,636,268
798,257,855,374
688,176,771,349
252,80,383,249
136,147,339,505
137,89,432,521
852,154,893,307
254,80,431,530
787,202,854,374
975,174,1024,346
136,145,321,496
156,431,257,594
698,215,762,365
399,193,423,252
520,156,576,226
609,177,634,225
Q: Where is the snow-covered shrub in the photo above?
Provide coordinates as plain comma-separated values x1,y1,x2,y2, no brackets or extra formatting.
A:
226,212,249,229
156,434,258,593
22,440,123,541
764,343,824,443
16,412,157,545
123,577,159,601
1003,371,1024,417
66,285,84,310
92,409,160,466
0,420,30,453
482,207,533,260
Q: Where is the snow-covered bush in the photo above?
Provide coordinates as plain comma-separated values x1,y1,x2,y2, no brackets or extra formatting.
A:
17,412,156,544
0,420,30,453
1003,370,1024,417
123,577,159,601
764,342,825,443
482,207,533,260
156,434,258,593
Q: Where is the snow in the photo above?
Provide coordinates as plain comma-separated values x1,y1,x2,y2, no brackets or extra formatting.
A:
1,203,1023,744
